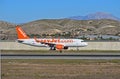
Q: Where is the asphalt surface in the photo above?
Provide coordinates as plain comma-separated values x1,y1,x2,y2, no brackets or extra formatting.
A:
1,53,120,59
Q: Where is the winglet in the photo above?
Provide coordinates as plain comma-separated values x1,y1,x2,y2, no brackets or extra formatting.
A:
16,25,29,39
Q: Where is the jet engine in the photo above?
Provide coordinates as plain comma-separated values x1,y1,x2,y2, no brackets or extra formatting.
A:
56,44,68,50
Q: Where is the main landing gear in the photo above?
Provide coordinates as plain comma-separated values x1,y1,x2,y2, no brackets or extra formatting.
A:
50,47,62,53
59,50,62,53
50,47,56,50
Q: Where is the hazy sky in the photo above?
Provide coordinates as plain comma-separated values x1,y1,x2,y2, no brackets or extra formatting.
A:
0,0,120,23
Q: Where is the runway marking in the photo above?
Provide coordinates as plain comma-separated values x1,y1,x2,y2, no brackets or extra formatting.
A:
1,53,120,59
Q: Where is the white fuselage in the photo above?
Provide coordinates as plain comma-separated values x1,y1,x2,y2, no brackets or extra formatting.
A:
17,38,88,47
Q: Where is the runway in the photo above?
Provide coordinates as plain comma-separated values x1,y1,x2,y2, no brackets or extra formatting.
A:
1,53,120,59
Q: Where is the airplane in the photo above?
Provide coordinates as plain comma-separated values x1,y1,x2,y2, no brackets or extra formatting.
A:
16,25,88,52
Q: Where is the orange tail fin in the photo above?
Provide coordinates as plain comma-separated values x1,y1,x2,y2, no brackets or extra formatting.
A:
16,25,29,39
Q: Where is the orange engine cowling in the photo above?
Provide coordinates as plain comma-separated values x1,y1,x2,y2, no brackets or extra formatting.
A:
56,44,64,50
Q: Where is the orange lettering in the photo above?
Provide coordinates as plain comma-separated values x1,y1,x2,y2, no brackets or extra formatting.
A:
47,39,50,43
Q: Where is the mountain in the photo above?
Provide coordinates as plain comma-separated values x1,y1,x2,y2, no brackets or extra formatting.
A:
0,21,16,40
0,19,120,40
68,12,120,21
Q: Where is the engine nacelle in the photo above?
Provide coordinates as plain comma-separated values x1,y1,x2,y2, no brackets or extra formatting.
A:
56,44,68,50
56,44,64,50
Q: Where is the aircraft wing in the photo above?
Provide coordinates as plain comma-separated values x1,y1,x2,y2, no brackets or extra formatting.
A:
34,37,64,50
34,37,57,47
